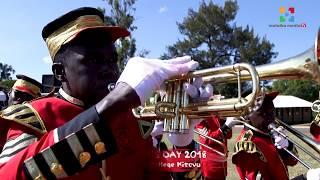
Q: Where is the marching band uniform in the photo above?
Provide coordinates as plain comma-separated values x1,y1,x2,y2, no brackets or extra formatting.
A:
0,7,199,180
232,128,298,180
195,115,232,180
8,74,42,106
310,115,320,141
232,92,298,180
11,74,42,100
0,74,42,151
0,88,159,180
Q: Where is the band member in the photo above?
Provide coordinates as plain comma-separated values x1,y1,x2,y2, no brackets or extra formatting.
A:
195,115,236,180
310,114,320,141
232,92,298,180
8,74,42,105
0,7,198,179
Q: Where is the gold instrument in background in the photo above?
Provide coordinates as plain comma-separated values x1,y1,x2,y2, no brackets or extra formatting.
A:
268,121,320,170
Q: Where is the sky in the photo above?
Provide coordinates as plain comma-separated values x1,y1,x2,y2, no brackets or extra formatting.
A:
0,0,319,82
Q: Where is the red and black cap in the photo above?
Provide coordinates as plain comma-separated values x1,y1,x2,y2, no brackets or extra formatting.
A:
42,7,130,61
12,74,42,97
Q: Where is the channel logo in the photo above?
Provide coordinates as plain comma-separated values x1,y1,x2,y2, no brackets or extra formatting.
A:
269,6,306,28
279,7,295,23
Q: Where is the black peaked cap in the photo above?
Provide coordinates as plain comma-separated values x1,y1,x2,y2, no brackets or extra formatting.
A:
42,7,105,40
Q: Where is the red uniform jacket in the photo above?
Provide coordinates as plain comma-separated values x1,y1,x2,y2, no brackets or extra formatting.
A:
310,120,320,142
0,97,160,180
232,129,298,180
195,116,232,179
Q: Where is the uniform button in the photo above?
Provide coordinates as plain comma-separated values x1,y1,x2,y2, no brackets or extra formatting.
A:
95,142,106,154
50,162,64,176
79,152,91,167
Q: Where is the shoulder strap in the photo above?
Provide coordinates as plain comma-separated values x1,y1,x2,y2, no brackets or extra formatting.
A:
0,104,46,135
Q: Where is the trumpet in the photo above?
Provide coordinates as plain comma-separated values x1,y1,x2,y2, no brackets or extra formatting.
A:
132,63,260,133
133,28,320,134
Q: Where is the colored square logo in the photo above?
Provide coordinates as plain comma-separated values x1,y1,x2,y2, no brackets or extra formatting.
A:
279,7,295,23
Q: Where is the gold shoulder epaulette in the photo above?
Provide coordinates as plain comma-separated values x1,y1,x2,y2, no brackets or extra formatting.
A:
312,114,320,127
0,104,46,135
232,130,266,162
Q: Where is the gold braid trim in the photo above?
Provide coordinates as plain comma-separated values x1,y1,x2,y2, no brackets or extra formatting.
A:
24,103,47,132
232,130,267,162
233,141,267,162
45,15,105,60
312,113,320,127
12,79,41,97
137,120,155,139
0,104,46,135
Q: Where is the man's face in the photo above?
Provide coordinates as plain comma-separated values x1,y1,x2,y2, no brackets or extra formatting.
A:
61,41,119,106
248,102,275,132
8,89,34,105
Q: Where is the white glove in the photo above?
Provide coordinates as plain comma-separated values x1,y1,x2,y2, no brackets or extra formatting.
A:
150,121,164,137
117,56,198,104
272,127,289,149
152,137,158,148
167,120,201,147
307,168,320,180
225,117,239,128
183,77,213,100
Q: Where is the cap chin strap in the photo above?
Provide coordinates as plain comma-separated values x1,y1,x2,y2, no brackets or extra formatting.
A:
58,88,85,107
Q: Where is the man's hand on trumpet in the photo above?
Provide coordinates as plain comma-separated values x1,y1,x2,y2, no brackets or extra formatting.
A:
118,55,199,104
167,77,213,147
183,77,213,102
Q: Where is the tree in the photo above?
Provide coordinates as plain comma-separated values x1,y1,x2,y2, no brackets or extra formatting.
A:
272,80,319,102
99,0,149,71
0,80,15,90
162,1,277,97
0,62,15,80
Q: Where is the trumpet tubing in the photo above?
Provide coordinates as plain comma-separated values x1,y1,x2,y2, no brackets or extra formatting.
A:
133,63,260,133
203,48,320,85
276,119,320,154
